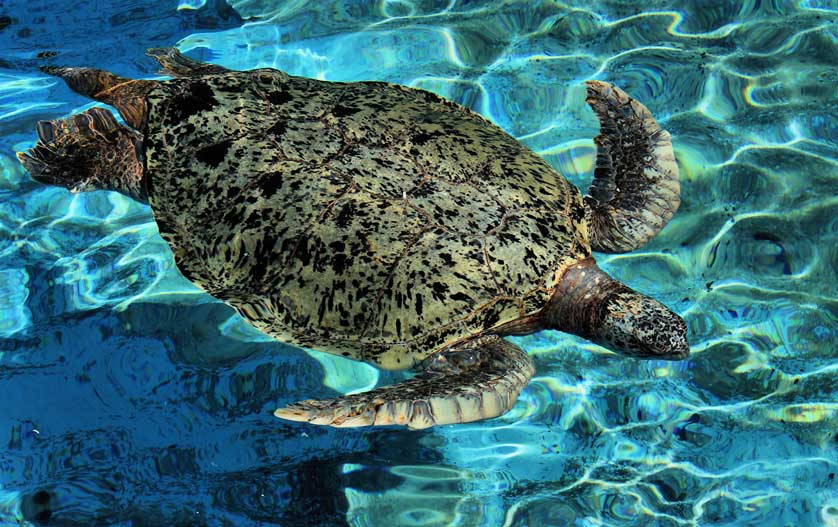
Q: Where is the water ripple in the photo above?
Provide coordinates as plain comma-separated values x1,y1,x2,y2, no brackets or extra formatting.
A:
1,0,837,525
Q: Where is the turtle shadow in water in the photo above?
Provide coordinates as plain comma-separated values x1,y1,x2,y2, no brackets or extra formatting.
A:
116,300,288,367
5,302,435,526
113,299,406,415
18,440,444,527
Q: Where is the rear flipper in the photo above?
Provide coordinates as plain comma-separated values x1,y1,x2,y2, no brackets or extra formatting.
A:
583,81,680,253
16,107,146,202
275,335,534,430
40,66,129,100
40,66,154,130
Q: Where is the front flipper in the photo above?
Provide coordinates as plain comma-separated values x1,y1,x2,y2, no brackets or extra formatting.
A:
583,81,680,253
275,335,534,430
146,47,231,77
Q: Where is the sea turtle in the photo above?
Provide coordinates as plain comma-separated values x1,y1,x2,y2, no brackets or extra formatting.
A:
19,48,688,430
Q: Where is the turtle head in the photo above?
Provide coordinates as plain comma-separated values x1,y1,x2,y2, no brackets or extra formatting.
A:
548,258,689,360
589,290,689,359
17,107,147,203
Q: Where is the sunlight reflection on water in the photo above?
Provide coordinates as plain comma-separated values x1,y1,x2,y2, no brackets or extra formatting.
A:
0,0,836,525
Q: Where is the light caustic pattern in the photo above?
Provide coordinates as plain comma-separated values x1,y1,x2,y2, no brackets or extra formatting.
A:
190,1,837,525
0,0,836,526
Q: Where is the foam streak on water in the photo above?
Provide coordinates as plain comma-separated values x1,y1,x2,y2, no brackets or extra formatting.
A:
0,1,836,526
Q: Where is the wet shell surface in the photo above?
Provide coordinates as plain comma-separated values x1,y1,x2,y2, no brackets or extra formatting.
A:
143,69,590,370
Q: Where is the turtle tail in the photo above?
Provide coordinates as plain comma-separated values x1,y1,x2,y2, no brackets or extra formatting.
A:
274,335,534,430
583,81,680,253
17,107,147,202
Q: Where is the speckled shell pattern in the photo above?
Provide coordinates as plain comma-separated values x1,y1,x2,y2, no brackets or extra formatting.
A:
143,69,591,370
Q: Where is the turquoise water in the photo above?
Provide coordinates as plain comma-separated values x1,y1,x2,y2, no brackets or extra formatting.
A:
1,1,837,525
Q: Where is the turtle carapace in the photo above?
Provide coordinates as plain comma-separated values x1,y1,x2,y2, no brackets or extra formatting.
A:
19,48,688,429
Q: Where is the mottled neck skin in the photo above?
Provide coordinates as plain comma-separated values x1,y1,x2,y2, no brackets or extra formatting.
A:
541,258,689,360
549,258,620,340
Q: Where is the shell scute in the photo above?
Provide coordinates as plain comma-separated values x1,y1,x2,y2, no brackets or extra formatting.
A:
267,118,346,164
409,177,505,234
277,194,427,338
329,143,420,198
361,232,501,368
484,206,588,298
409,115,499,184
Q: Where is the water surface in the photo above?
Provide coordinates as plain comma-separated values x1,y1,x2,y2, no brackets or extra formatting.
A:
1,1,836,525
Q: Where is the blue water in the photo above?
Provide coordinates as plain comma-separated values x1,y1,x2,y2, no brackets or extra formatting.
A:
1,1,837,525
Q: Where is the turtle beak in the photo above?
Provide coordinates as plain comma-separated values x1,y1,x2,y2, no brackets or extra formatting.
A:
653,327,690,360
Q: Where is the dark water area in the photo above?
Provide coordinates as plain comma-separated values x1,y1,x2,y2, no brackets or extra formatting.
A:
1,1,836,526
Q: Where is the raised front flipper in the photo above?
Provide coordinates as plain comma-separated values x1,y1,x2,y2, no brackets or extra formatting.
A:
275,335,534,430
583,81,680,253
146,47,231,77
